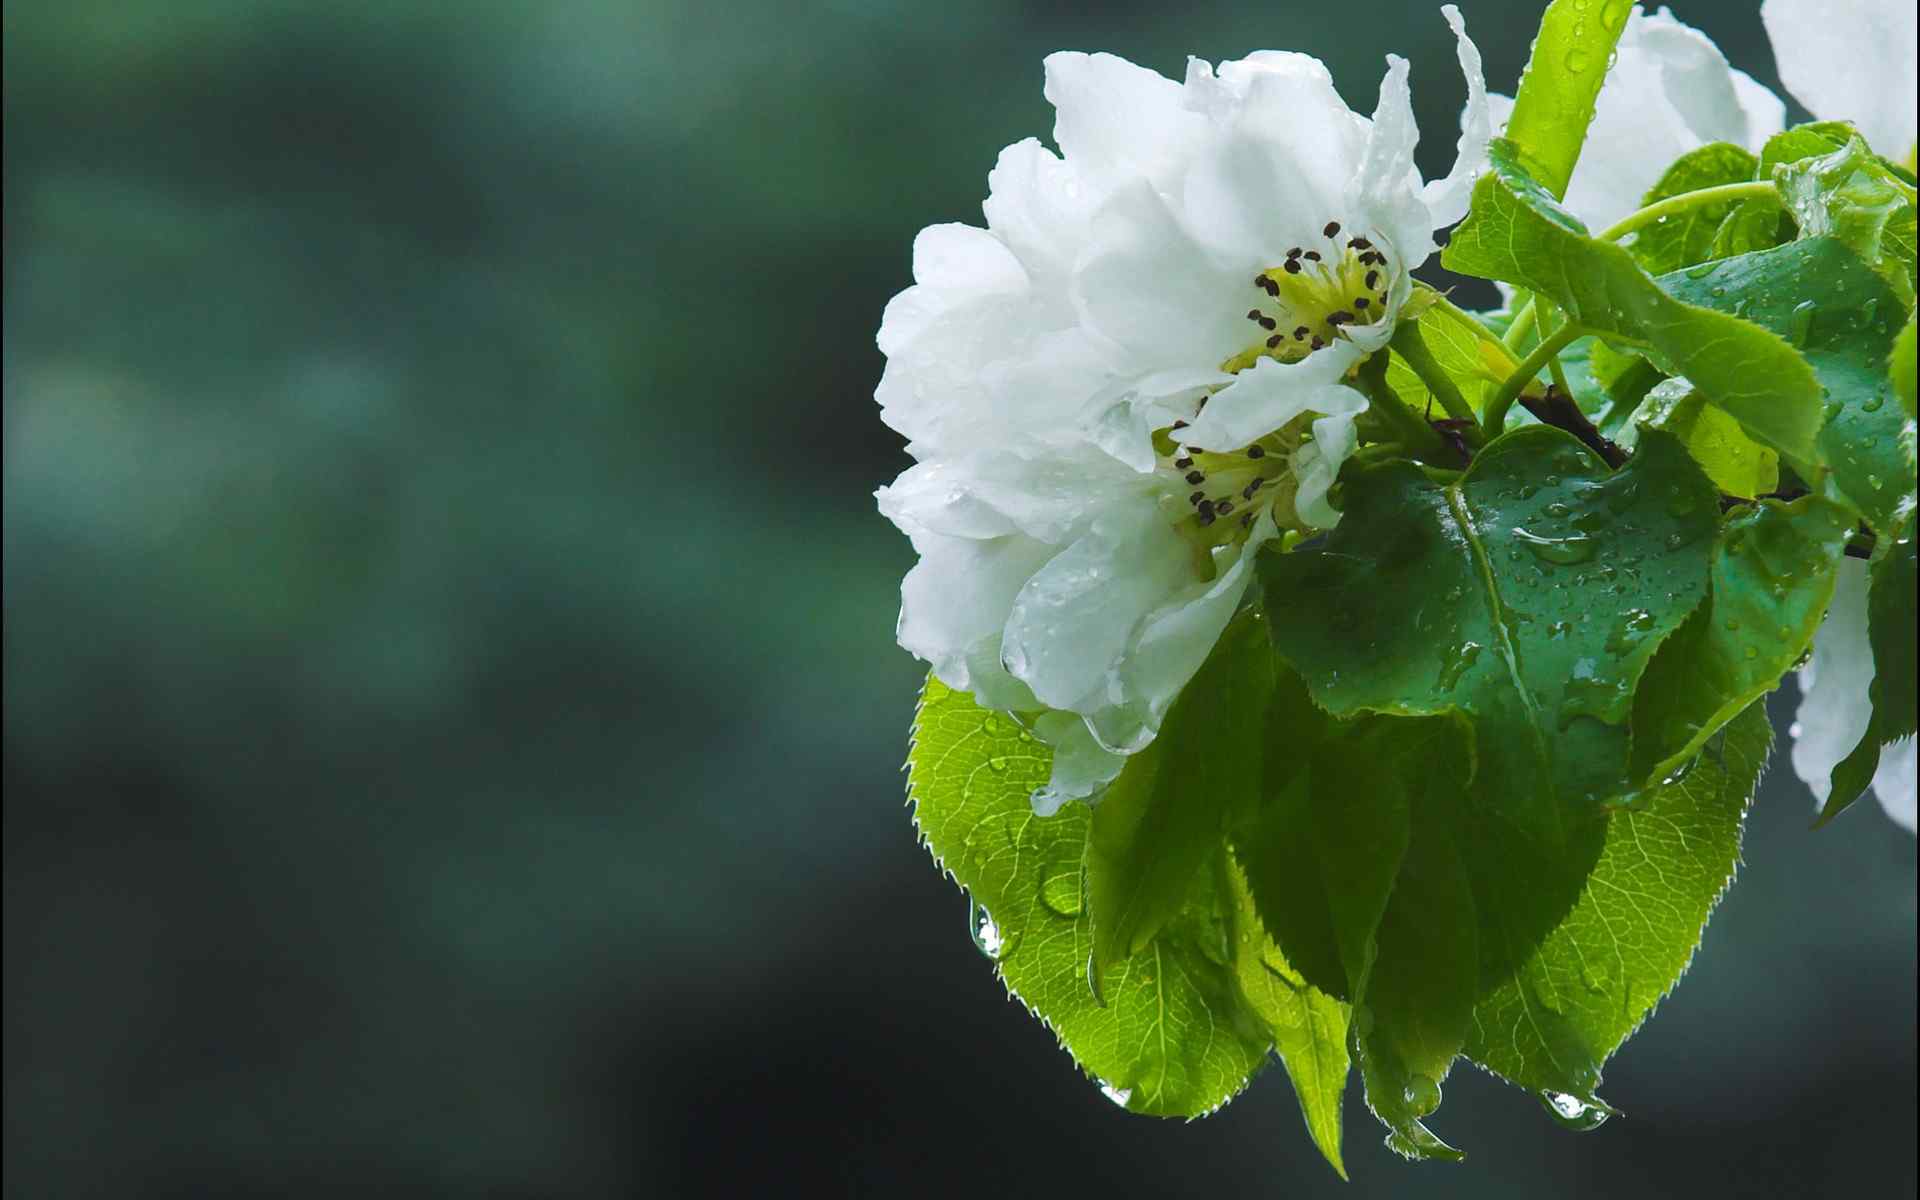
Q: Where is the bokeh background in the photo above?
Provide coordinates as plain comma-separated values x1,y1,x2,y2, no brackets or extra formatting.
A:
5,1,1914,1195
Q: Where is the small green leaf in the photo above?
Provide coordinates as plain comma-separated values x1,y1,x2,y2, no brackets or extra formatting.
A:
1384,297,1515,419
1445,141,1825,459
1658,237,1910,532
1465,703,1770,1103
1622,380,1779,498
1775,135,1918,307
1820,517,1919,824
1260,425,1716,846
1630,497,1853,783
1500,0,1636,201
909,678,1270,1117
1225,858,1351,1179
1088,612,1273,974
1629,143,1759,275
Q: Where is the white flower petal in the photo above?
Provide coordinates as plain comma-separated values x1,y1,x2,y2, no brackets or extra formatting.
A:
1072,181,1250,373
1030,711,1127,812
897,529,1057,708
1420,5,1492,229
912,222,1029,296
1353,54,1436,268
983,138,1098,283
1180,353,1359,452
1763,0,1917,160
1790,557,1915,832
878,443,1147,545
1293,400,1367,528
1001,503,1195,714
1044,52,1204,184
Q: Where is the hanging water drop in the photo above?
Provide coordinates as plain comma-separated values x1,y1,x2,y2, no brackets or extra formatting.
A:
1404,1075,1443,1117
1539,1091,1612,1132
1787,300,1816,347
1099,1081,1133,1109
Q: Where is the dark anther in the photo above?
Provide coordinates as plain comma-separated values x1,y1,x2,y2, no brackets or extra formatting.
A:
1364,270,1380,288
1323,221,1341,237
1287,247,1303,259
1174,456,1193,469
1354,297,1370,310
1246,445,1266,459
1293,325,1310,340
1216,500,1235,515
1310,336,1326,349
1303,250,1322,262
1260,316,1278,330
1190,490,1206,504
1243,480,1263,498
1198,513,1217,527
1197,499,1216,517
1186,470,1206,485
1266,334,1284,348
1240,512,1254,527
1325,310,1354,326
1247,309,1264,321
1283,260,1302,275
1172,419,1189,429
1349,236,1372,250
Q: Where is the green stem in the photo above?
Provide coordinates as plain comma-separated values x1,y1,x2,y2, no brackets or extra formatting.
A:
1502,295,1539,352
1389,322,1481,438
1483,321,1586,438
1351,440,1409,465
1353,351,1446,460
1593,180,1778,243
1537,304,1575,398
1419,464,1463,484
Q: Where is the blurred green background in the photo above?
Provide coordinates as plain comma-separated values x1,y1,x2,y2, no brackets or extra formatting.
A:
4,1,1912,1195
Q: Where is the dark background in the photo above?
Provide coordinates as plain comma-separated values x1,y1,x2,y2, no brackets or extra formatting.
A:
5,1,1913,1196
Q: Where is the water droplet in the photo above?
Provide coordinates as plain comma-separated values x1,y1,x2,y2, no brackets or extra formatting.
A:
1572,509,1611,532
1437,641,1483,691
1604,482,1640,514
1864,392,1886,413
1666,489,1700,517
1580,960,1611,992
1099,1081,1133,1109
1513,527,1596,564
1404,1075,1442,1117
1539,1091,1612,1132
1787,300,1816,347
1564,47,1592,73
1086,952,1106,1007
1662,754,1700,787
1684,262,1717,280
1040,863,1084,917
1544,501,1573,519
1723,617,1741,632
1548,620,1573,639
1604,608,1656,655
987,755,1010,773
969,897,1011,960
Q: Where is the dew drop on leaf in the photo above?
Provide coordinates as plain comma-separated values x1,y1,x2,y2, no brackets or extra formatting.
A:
1539,1091,1612,1132
1039,863,1084,918
968,896,1005,960
1099,1081,1133,1109
1404,1075,1443,1117
1513,526,1597,565
1787,300,1816,347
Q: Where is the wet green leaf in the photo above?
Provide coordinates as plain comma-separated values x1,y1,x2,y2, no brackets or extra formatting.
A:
1658,237,1910,533
1630,497,1853,783
1445,141,1825,459
1893,314,1917,420
1464,704,1770,1104
1088,613,1272,975
1629,142,1758,275
1499,0,1635,201
1224,859,1350,1179
1775,134,1917,308
1620,381,1779,498
1259,425,1716,846
909,678,1270,1116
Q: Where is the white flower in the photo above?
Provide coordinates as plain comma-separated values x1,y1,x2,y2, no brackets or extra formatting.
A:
1792,559,1917,833
877,9,1489,809
1763,0,1917,167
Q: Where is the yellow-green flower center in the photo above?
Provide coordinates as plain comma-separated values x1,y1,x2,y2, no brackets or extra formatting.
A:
1224,221,1395,373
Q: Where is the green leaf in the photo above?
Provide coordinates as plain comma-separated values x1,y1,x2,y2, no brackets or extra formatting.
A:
1628,143,1759,275
1621,380,1779,498
1233,711,1477,1160
1657,237,1910,532
1259,425,1716,845
1500,0,1635,201
1465,703,1770,1104
1088,612,1273,975
1820,517,1919,824
1384,299,1514,418
1775,135,1918,308
1629,497,1854,783
1444,141,1825,459
1892,312,1917,421
909,678,1270,1116
1225,858,1351,1179
1353,745,1477,1162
